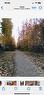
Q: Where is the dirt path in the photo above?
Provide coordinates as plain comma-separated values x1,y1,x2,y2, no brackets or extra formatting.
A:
15,50,44,76
0,50,44,76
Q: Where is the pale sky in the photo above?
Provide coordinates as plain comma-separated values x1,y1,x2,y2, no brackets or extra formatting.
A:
12,10,32,43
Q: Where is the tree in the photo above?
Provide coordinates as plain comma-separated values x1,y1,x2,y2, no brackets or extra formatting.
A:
1,18,12,36
18,18,44,52
1,18,15,50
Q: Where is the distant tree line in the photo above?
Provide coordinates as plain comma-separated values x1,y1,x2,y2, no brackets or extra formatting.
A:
0,18,15,51
17,19,44,52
